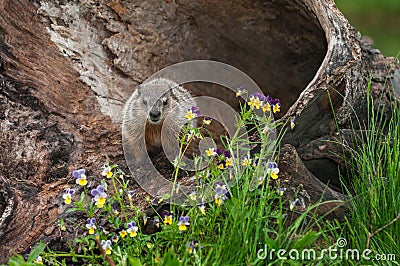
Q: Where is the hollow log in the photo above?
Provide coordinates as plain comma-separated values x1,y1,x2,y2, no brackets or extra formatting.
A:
0,0,398,262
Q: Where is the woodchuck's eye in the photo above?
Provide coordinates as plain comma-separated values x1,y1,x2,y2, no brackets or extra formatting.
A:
142,99,147,105
162,98,168,106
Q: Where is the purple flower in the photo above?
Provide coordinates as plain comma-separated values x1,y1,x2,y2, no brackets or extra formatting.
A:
128,190,137,198
253,92,266,102
216,148,223,156
185,106,201,120
66,188,75,195
186,240,200,254
161,210,173,219
215,182,228,195
267,162,278,169
127,221,137,228
91,185,107,208
203,117,212,125
63,188,75,204
178,215,190,230
127,221,139,237
91,185,105,196
215,182,228,206
190,106,201,116
86,218,96,234
224,151,231,158
73,168,87,186
72,169,85,178
269,98,280,105
179,216,190,223
264,95,272,103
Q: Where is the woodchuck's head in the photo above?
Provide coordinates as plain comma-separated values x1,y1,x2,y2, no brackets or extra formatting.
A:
135,78,182,125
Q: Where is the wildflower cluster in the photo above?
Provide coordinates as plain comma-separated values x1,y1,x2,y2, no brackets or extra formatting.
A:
204,147,233,170
247,92,281,114
56,163,146,260
161,211,191,232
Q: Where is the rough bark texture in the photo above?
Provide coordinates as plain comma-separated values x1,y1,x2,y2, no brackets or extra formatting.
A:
0,0,398,262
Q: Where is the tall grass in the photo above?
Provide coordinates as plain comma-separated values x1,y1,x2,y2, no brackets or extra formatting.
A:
340,80,400,264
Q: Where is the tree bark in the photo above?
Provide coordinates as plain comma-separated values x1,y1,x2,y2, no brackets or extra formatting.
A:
0,0,398,262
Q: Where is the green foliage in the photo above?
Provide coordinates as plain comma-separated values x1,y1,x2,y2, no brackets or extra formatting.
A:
340,79,400,263
336,0,400,56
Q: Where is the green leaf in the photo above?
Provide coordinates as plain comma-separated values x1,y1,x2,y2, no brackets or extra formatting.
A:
128,257,143,266
292,231,319,250
264,236,279,250
161,249,181,266
27,242,46,262
7,254,36,266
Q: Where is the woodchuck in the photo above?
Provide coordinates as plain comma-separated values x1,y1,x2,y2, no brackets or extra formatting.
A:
122,78,196,161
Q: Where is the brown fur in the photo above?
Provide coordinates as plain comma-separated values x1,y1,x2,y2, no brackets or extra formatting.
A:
122,78,196,160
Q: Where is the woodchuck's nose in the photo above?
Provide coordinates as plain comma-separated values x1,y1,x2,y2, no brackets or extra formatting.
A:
149,110,161,122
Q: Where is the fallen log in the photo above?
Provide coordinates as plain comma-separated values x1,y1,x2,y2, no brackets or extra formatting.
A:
0,0,398,262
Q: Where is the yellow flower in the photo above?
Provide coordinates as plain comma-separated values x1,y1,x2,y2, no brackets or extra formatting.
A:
267,163,279,180
225,157,233,167
217,163,225,170
273,104,280,113
203,117,212,125
178,216,190,231
147,242,153,248
185,110,196,120
248,96,263,109
241,157,252,167
270,169,279,179
179,223,187,231
199,205,206,215
262,102,271,112
105,247,112,255
96,197,106,208
34,256,43,264
164,215,173,225
120,230,127,238
101,240,112,255
290,118,297,130
86,218,96,235
77,177,87,186
215,197,224,206
64,196,72,204
205,147,217,157
63,188,75,205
